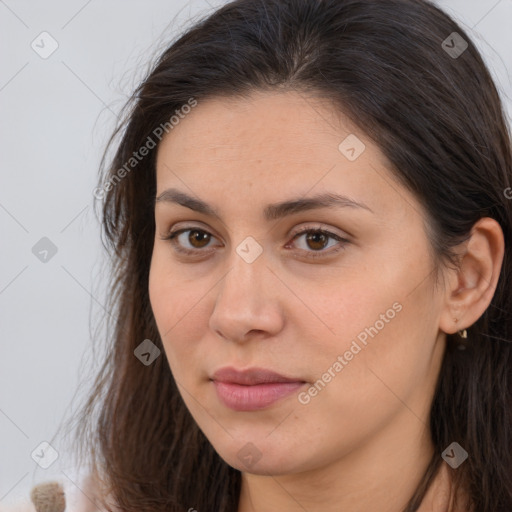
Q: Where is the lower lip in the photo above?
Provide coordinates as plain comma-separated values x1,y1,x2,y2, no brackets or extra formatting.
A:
212,380,306,411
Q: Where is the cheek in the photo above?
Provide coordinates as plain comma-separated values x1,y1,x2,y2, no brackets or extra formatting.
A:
313,279,440,429
148,253,212,374
292,291,437,470
308,244,438,394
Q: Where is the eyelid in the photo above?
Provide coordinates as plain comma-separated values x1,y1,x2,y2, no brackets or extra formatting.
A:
160,222,350,258
288,223,348,240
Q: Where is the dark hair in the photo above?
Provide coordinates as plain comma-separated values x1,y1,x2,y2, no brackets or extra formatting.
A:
65,0,512,510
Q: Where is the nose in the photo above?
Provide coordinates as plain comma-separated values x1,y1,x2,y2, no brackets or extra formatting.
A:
208,245,285,344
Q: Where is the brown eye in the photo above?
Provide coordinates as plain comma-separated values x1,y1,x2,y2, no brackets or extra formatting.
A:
161,226,349,260
289,228,348,259
304,231,329,251
187,229,211,248
161,228,218,256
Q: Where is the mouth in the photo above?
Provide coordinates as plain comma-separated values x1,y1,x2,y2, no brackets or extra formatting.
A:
210,366,307,411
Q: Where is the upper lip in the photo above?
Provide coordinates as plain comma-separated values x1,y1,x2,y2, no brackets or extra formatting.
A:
211,366,305,385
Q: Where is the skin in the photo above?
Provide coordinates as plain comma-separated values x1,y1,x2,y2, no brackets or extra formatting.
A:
148,89,504,512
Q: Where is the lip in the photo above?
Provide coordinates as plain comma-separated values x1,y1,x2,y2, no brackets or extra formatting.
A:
210,366,307,411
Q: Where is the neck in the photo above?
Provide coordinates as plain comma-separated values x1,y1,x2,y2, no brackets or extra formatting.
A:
237,408,452,512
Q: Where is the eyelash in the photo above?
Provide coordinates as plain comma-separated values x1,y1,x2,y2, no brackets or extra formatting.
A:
159,225,349,260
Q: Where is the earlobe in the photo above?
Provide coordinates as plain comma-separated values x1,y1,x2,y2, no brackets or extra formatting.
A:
439,217,505,336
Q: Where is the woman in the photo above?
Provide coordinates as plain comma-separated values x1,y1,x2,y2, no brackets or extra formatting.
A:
28,0,512,511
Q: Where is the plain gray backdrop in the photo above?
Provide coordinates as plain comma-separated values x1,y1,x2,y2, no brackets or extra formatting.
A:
1,0,511,508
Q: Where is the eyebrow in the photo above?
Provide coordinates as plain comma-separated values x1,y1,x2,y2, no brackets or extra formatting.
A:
154,188,374,221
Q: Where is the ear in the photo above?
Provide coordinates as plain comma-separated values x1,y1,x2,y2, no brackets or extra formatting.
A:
439,217,505,335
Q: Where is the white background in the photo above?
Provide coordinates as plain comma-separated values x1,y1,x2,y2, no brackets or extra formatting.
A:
1,0,511,508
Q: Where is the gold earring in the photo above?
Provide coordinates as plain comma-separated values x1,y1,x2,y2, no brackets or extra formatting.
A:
453,317,468,339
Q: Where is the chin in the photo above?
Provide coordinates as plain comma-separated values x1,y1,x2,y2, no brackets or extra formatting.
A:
209,434,311,475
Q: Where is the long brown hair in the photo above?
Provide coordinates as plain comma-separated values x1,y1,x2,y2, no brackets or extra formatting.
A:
61,0,512,510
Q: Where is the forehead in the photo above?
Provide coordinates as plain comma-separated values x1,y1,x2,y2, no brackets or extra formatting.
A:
154,90,417,222
158,90,360,156
157,91,383,173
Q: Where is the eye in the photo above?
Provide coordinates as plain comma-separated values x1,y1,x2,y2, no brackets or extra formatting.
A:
161,228,219,256
160,225,349,259
287,226,349,259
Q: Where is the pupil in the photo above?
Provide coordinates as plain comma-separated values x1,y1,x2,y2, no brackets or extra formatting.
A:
307,232,326,250
190,230,209,247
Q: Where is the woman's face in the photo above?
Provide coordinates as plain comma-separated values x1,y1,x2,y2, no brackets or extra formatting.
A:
149,90,447,476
